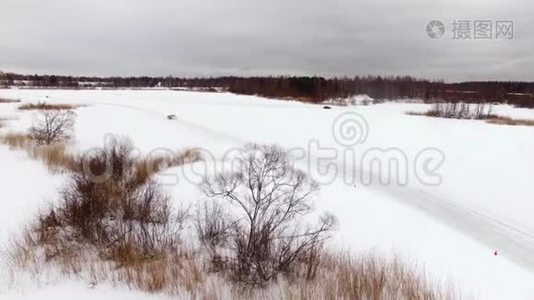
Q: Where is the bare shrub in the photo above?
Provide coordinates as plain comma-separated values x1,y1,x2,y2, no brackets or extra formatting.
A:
30,136,179,269
423,102,495,119
196,201,233,250
201,144,337,286
5,136,213,296
18,102,79,110
2,110,76,173
29,110,75,144
196,201,236,270
409,105,534,127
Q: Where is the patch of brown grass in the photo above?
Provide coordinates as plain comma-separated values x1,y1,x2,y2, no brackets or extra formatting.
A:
408,110,534,127
7,237,457,299
7,230,210,296
0,97,21,103
87,248,207,295
1,130,201,177
486,116,534,126
29,143,76,172
406,111,427,116
134,148,203,183
284,251,457,299
0,132,75,173
1,132,32,149
171,148,203,166
18,102,80,110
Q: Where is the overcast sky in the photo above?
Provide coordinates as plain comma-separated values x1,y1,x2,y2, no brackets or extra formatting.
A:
0,0,532,82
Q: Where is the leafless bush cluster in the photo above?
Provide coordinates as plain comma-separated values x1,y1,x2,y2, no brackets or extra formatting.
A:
4,136,208,296
199,144,337,287
0,109,76,172
426,102,495,119
195,201,235,270
5,137,184,276
408,103,534,127
5,141,458,299
34,137,181,266
18,101,79,110
29,110,76,145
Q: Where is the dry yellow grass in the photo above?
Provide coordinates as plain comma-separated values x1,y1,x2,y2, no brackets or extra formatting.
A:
408,110,534,127
0,97,21,103
18,102,80,110
29,143,76,172
0,132,75,173
406,111,426,116
170,148,203,166
88,248,207,295
1,130,201,176
1,132,32,149
486,116,534,126
7,235,458,299
134,148,203,183
283,251,457,299
7,230,210,296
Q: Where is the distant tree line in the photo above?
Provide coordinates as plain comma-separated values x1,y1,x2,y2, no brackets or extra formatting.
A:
1,72,533,107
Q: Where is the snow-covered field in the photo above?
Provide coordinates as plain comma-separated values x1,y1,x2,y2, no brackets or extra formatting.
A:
1,89,534,299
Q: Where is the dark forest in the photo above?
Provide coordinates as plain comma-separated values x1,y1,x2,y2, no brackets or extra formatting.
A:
1,72,533,108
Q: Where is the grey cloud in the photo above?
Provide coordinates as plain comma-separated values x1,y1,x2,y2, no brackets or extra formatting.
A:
0,0,532,81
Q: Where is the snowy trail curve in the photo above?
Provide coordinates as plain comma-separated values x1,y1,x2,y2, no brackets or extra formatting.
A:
99,99,534,275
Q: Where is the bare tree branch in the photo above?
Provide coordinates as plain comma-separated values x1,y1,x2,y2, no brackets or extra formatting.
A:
29,110,75,144
200,144,337,286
